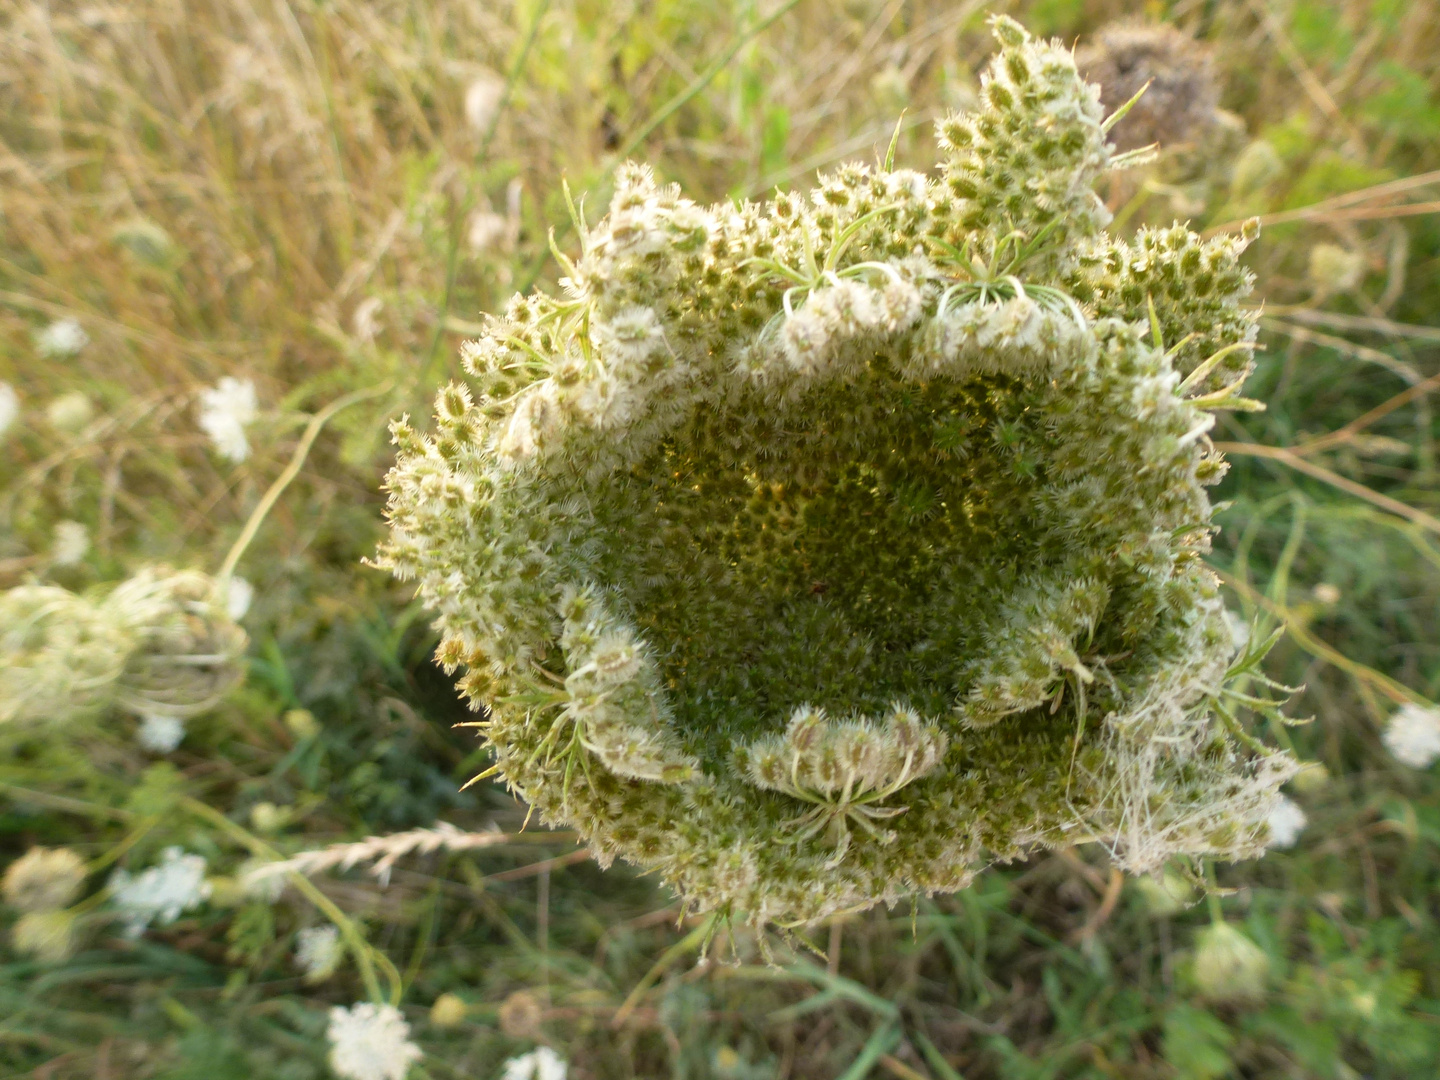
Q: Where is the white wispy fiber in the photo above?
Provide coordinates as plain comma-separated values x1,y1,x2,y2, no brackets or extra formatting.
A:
326,1002,423,1080
36,318,89,358
295,924,342,981
1265,794,1307,849
50,521,89,566
1382,702,1440,769
198,377,259,462
0,383,18,437
109,847,211,936
501,1047,568,1080
137,713,186,753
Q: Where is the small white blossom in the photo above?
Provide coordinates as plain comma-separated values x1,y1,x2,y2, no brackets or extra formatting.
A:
464,71,505,134
1265,794,1307,849
137,713,186,754
501,1047,568,1080
295,924,342,982
51,521,89,566
36,318,89,358
218,575,253,621
326,1002,423,1080
1382,702,1440,769
198,377,259,463
0,383,19,438
109,847,211,936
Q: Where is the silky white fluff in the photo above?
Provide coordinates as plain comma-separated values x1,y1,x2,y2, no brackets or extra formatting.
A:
109,847,211,936
36,318,89,358
198,377,259,463
501,1047,567,1080
1382,702,1440,769
326,1003,423,1080
137,713,185,754
1265,794,1307,849
0,383,18,438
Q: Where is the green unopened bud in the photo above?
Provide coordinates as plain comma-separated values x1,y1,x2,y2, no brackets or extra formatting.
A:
1194,922,1269,1004
430,993,469,1028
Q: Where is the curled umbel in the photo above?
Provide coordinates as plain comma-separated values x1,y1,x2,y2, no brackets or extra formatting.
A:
380,17,1295,926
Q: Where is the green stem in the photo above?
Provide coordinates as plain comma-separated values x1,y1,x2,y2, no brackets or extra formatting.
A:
218,382,391,581
181,797,402,1005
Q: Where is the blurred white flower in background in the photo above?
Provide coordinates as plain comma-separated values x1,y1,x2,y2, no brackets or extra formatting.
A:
137,713,185,754
1265,794,1307,849
198,377,258,462
464,70,504,134
295,924,342,982
218,575,253,621
36,318,89,358
501,1047,567,1080
109,847,211,936
326,1002,423,1080
50,521,89,566
46,392,94,434
1382,702,1440,769
0,383,19,437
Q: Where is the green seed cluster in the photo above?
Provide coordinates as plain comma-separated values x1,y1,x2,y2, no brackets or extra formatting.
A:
379,17,1295,926
0,570,247,728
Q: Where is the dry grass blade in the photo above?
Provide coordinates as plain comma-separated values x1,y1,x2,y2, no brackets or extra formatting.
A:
1215,441,1440,535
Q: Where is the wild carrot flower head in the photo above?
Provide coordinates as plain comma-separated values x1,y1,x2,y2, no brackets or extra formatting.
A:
379,16,1291,925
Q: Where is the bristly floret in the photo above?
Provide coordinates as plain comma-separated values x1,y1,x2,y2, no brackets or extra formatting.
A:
376,15,1292,927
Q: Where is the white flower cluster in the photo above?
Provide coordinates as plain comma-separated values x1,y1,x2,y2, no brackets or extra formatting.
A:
197,376,259,463
36,318,89,358
109,847,211,936
379,16,1291,925
1382,702,1440,769
137,713,186,753
501,1047,567,1080
1265,794,1307,849
295,924,342,982
326,1003,423,1080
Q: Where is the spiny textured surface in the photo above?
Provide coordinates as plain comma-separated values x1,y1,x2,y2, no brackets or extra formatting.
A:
379,17,1295,926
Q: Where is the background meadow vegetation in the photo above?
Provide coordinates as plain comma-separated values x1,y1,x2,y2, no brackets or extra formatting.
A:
2,0,1439,1076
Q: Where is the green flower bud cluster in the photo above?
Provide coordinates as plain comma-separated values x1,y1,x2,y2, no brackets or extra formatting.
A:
378,16,1296,926
0,569,247,727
